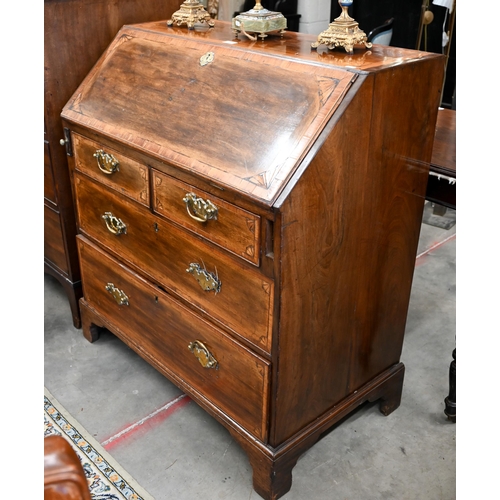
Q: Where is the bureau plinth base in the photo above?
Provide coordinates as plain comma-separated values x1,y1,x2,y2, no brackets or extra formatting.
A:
228,362,405,500
80,295,405,500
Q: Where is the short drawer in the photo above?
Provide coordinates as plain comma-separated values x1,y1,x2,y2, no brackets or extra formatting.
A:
73,133,149,206
74,173,274,353
78,236,270,442
153,172,260,265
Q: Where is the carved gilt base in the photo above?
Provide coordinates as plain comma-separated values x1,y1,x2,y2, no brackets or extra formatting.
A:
167,1,215,29
312,19,371,53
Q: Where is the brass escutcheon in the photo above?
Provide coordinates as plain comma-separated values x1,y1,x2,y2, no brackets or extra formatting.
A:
105,283,129,306
188,340,218,369
102,212,127,235
200,51,215,66
183,192,218,223
94,149,119,175
186,263,221,293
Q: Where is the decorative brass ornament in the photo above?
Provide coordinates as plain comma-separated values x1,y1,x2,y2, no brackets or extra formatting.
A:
102,212,127,235
232,1,287,40
94,149,119,174
183,192,218,222
105,283,129,306
186,263,221,294
167,0,215,29
188,340,218,369
311,0,371,54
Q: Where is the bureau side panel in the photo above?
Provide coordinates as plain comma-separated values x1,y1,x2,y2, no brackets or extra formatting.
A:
271,78,373,445
346,57,445,389
272,57,444,445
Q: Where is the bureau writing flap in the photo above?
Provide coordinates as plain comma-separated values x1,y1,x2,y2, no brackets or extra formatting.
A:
61,24,355,203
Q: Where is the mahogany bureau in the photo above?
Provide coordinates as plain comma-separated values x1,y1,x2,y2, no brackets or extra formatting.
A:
61,21,445,500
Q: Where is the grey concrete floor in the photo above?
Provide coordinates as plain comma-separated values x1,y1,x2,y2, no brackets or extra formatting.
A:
44,202,456,500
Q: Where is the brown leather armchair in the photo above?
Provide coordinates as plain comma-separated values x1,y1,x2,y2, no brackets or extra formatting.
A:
44,435,91,500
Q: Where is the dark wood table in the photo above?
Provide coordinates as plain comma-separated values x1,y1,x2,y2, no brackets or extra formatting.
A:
426,108,456,210
426,108,456,423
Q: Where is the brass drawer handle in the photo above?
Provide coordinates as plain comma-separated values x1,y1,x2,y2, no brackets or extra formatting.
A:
102,212,127,235
186,263,221,294
182,192,218,223
188,340,218,369
94,149,120,175
105,283,129,306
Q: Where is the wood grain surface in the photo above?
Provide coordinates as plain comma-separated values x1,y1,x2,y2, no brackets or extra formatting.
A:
78,236,270,441
74,172,274,354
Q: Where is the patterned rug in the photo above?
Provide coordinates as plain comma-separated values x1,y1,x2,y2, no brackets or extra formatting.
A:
44,387,153,499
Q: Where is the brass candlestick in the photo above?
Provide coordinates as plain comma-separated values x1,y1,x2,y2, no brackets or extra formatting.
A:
167,0,214,29
232,1,287,40
311,0,371,53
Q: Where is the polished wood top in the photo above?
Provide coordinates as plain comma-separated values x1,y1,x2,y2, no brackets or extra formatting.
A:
431,108,456,177
132,20,442,72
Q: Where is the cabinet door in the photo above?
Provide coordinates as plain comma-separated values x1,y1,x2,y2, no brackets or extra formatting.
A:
44,205,68,275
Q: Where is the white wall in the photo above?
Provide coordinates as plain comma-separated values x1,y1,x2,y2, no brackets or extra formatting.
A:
218,0,246,20
297,0,331,34
297,0,331,35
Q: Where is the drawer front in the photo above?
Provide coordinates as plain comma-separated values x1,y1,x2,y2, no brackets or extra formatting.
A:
78,236,270,441
73,133,149,206
153,172,260,265
74,173,274,353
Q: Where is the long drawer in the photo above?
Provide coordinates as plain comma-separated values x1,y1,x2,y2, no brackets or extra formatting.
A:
77,236,270,441
74,172,274,353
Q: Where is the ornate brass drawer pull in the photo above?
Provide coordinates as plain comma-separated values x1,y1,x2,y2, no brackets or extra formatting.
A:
186,263,221,294
182,192,218,223
102,212,127,235
188,340,218,369
94,149,120,175
105,283,129,306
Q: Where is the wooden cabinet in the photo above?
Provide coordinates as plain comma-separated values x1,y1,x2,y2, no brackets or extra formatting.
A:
44,0,179,327
61,21,444,499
